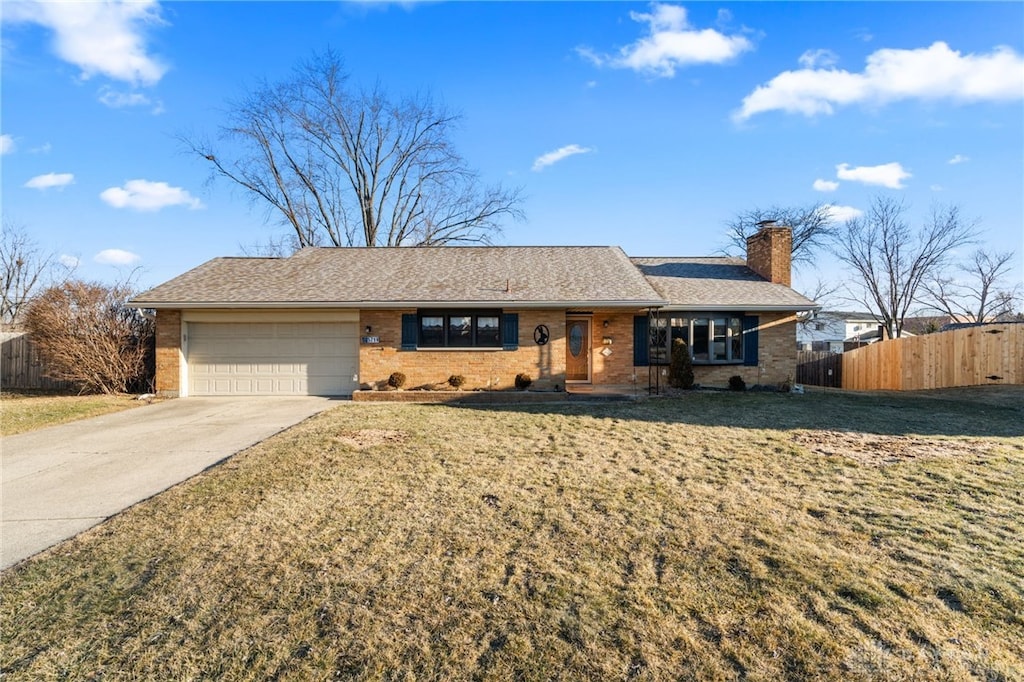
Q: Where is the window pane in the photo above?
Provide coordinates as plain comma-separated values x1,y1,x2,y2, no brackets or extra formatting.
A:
692,318,709,362
730,317,743,361
569,324,584,357
476,316,500,346
712,317,728,361
670,317,689,347
420,316,444,346
448,315,473,346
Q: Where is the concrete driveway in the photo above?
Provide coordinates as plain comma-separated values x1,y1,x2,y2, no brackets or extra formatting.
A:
1,397,336,570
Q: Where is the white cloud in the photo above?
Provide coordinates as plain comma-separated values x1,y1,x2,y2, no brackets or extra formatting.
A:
98,87,151,108
3,0,168,86
100,179,203,211
58,254,80,269
94,248,140,266
823,204,864,223
0,134,14,155
532,144,594,172
735,41,1024,121
836,162,911,189
578,3,753,78
948,154,969,165
24,172,74,190
813,178,839,192
798,49,838,69
30,142,52,154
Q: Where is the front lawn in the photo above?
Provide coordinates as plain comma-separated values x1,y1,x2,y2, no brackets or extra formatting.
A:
0,391,145,435
1,389,1022,679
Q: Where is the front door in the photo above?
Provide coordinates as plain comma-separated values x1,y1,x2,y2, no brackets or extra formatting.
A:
565,318,591,383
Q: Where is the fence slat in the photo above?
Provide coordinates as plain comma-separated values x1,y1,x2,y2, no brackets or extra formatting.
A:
840,323,1023,390
1,332,74,391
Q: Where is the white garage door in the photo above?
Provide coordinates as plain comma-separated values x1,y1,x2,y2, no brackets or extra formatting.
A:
187,322,358,396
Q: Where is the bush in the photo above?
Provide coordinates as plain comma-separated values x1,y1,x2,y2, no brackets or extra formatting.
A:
728,375,747,391
514,373,533,390
668,338,694,389
24,279,154,394
447,374,466,389
387,372,407,389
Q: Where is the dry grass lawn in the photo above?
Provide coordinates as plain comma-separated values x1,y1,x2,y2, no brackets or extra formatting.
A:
0,391,145,435
2,388,1022,680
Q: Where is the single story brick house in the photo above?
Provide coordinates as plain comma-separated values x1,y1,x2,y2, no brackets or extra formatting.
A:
131,225,815,397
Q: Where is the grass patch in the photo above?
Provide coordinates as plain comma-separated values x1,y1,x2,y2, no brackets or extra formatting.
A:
2,389,1022,679
0,391,145,435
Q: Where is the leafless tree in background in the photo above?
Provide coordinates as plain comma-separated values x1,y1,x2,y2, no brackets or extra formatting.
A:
24,279,154,394
919,249,1021,322
1,220,71,326
184,50,523,250
834,197,978,338
723,203,838,267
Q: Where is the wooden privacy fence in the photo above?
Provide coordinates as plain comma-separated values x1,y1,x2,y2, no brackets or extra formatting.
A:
796,350,842,388
1,332,74,391
841,323,1024,391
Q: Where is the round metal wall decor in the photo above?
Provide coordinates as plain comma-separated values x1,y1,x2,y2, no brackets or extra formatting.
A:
533,324,550,346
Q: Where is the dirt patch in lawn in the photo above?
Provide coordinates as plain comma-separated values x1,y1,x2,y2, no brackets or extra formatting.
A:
331,429,407,449
792,430,999,466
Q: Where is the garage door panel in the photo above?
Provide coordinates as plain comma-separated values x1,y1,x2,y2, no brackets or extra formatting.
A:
187,322,358,396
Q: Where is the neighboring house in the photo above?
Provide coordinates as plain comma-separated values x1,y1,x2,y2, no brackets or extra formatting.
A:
797,311,881,353
131,225,816,397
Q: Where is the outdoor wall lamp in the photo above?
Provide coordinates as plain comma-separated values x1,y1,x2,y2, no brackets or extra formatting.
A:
365,325,372,334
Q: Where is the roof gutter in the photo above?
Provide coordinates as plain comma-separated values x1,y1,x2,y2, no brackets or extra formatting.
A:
129,299,669,310
658,304,819,313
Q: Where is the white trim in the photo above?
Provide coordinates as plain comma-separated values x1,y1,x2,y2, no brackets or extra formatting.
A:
179,322,189,398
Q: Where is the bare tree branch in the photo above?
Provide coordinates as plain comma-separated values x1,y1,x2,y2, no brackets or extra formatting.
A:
182,50,523,249
918,249,1021,322
1,220,75,326
723,203,837,266
833,197,978,338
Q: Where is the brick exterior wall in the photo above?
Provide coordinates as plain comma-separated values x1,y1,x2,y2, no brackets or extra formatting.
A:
636,311,798,389
745,226,792,287
359,309,568,391
358,309,651,392
155,309,181,397
153,307,798,396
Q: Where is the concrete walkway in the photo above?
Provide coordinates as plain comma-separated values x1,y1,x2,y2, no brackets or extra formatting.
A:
1,397,336,570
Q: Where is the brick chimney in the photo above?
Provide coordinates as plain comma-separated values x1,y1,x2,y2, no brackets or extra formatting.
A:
746,221,792,287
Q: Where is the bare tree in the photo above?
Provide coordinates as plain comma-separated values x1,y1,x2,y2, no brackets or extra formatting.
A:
919,249,1021,322
724,203,837,266
184,50,523,249
1,220,65,326
24,279,154,394
834,196,978,338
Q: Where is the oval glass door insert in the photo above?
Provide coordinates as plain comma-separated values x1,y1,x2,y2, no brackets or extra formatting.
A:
569,324,584,357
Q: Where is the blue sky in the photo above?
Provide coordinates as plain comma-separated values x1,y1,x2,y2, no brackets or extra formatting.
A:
2,1,1022,297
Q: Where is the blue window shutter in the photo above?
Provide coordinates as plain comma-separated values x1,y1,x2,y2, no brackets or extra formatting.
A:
633,316,649,366
401,314,418,350
742,315,759,366
502,313,519,350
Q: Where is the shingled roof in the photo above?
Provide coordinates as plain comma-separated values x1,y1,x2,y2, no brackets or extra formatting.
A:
132,246,666,309
630,257,817,311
